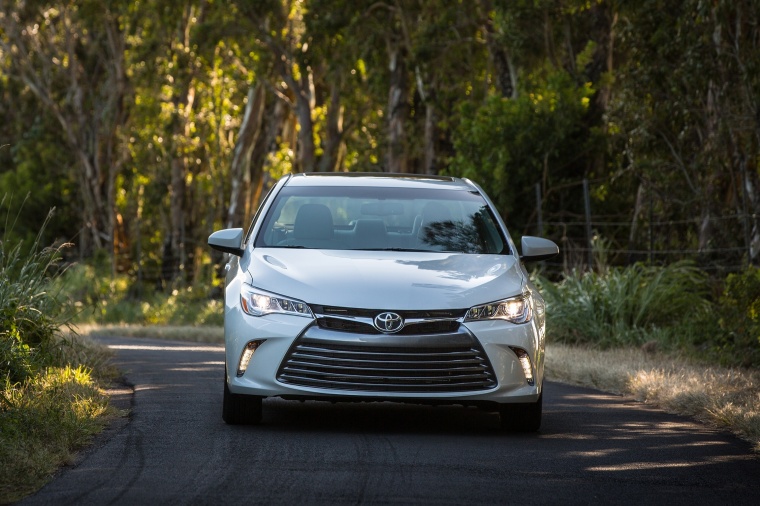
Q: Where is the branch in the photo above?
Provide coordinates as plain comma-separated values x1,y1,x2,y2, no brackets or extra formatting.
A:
263,79,294,108
658,131,699,195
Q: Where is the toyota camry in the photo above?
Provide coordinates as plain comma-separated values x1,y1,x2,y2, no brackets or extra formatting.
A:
208,172,558,431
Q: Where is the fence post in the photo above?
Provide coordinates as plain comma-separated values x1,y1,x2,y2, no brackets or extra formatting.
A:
136,184,144,299
648,186,653,265
739,161,752,269
535,183,543,237
583,178,593,270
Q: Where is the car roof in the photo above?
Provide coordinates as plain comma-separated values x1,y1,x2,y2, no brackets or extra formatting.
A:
285,172,477,191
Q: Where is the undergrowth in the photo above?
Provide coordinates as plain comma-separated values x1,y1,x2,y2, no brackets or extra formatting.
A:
536,261,760,368
59,261,223,327
1,199,115,503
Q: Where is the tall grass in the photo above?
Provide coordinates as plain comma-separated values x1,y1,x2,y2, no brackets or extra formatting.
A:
1,201,114,503
1,206,73,382
537,261,711,348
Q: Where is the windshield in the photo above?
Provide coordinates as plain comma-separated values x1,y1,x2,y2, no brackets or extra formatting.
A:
254,185,509,254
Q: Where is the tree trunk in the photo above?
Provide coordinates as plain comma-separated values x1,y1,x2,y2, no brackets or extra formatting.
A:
227,84,265,228
387,43,409,173
585,2,617,118
423,100,437,175
1,5,127,259
162,4,205,286
249,98,289,212
480,0,517,99
627,183,645,263
163,78,196,286
318,82,345,172
277,65,316,173
584,2,617,178
697,78,722,255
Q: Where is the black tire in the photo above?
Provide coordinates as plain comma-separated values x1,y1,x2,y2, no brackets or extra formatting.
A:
222,377,263,425
499,393,542,432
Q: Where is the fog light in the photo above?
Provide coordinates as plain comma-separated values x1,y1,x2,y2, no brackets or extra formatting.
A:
237,340,265,377
510,347,534,386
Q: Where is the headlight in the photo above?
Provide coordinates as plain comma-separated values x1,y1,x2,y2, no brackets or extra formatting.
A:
465,294,532,324
240,284,313,318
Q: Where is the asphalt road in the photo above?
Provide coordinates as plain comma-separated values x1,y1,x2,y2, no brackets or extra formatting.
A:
19,335,760,505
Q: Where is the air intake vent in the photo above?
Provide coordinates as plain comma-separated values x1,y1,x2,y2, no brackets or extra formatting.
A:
276,333,496,393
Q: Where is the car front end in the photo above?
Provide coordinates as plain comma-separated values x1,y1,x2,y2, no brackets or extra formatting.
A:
209,173,558,430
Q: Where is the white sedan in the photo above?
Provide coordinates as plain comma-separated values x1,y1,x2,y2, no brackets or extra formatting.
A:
208,173,558,431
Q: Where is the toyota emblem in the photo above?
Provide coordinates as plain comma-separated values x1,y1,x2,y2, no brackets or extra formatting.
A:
374,312,404,333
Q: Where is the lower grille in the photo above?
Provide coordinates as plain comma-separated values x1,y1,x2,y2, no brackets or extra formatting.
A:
276,333,497,393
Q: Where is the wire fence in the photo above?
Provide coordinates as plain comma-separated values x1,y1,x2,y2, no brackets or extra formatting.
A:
530,178,758,277
72,176,758,288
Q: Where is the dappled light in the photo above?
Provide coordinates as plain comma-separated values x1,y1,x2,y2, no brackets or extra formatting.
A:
4,0,760,502
547,344,760,451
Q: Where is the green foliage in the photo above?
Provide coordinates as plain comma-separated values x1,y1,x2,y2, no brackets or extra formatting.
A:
608,0,760,270
59,261,223,327
0,205,114,502
448,69,595,225
0,206,73,384
0,119,76,247
539,260,760,367
539,261,711,347
0,364,110,503
714,267,760,367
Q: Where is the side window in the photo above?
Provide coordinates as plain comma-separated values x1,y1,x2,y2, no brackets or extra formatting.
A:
244,183,278,245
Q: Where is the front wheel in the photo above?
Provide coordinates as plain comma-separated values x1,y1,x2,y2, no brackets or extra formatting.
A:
499,393,542,432
222,377,263,425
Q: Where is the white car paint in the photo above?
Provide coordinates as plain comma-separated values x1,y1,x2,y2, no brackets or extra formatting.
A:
209,173,558,430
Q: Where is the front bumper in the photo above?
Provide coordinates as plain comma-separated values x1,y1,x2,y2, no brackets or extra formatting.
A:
224,308,544,405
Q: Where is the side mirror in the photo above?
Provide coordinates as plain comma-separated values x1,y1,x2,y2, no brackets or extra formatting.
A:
520,236,559,262
208,228,244,256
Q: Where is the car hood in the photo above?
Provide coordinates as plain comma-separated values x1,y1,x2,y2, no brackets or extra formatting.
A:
245,249,525,310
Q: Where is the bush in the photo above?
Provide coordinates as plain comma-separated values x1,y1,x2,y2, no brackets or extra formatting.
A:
1,204,114,502
1,208,72,383
538,261,711,348
713,266,760,367
58,261,224,327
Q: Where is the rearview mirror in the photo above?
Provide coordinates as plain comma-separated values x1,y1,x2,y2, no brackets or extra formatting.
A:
360,202,404,216
208,228,244,256
520,236,559,262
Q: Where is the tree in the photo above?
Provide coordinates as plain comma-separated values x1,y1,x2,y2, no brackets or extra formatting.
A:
0,0,129,263
611,0,760,267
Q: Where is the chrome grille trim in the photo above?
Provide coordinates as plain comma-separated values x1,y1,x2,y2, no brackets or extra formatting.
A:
276,326,497,393
309,305,466,335
316,316,460,335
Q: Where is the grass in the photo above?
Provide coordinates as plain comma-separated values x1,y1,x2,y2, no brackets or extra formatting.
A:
546,343,760,452
0,332,119,504
76,323,224,343
1,202,121,504
534,260,760,451
536,261,711,348
59,263,224,327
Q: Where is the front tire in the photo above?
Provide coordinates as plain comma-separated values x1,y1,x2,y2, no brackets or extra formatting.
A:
222,377,263,425
499,393,542,432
